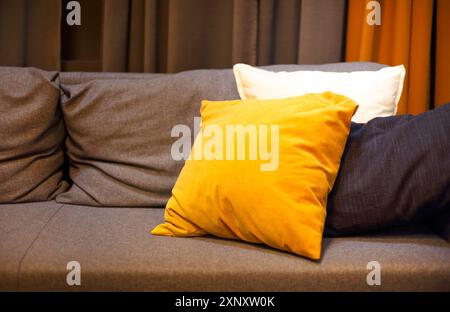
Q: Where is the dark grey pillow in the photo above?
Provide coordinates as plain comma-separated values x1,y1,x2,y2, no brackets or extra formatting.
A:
325,104,450,237
0,67,68,203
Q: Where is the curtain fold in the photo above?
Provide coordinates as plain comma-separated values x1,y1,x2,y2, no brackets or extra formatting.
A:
127,0,158,72
346,0,449,113
102,0,130,72
298,0,346,64
0,0,61,70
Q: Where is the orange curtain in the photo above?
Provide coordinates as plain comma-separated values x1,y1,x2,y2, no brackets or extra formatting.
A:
435,0,450,108
346,0,450,114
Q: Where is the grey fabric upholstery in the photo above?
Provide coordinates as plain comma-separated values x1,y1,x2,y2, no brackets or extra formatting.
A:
0,201,63,291
57,69,241,207
1,202,448,291
0,67,68,203
59,62,386,85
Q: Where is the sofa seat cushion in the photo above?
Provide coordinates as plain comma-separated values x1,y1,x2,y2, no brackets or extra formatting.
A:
0,201,64,290
1,203,448,291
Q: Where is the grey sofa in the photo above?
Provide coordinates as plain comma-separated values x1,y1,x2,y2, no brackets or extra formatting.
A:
1,63,449,291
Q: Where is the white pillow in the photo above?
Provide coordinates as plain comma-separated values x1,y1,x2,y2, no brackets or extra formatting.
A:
233,63,406,123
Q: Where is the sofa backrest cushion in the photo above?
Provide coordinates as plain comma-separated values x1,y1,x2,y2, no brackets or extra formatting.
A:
0,67,68,203
59,62,386,85
56,62,385,207
56,69,238,207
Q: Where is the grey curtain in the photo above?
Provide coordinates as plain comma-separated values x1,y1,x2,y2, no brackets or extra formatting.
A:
0,0,346,72
103,0,347,72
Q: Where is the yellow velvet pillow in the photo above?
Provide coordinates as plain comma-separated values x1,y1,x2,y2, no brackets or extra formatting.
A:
151,92,357,260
